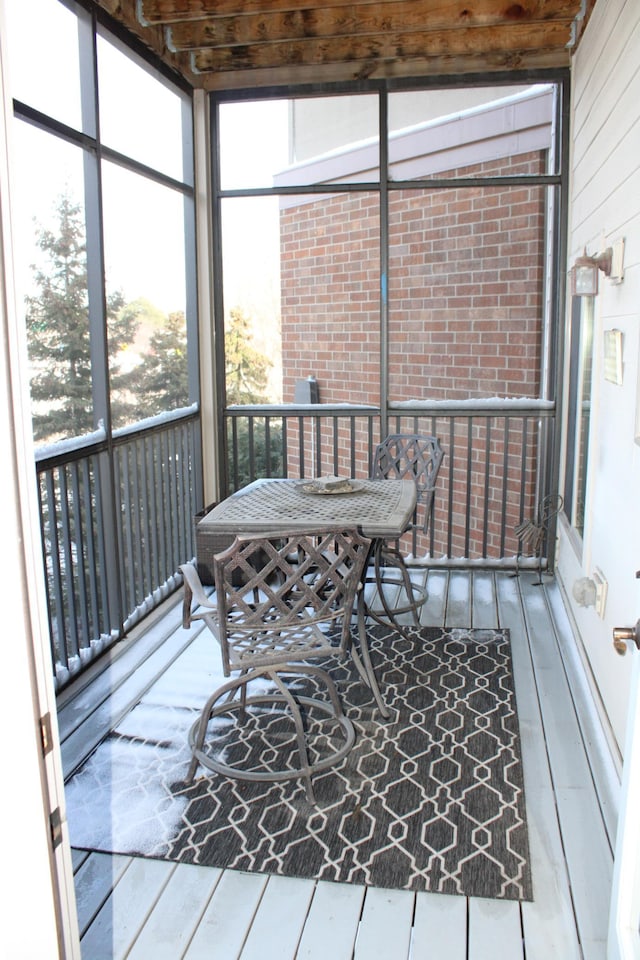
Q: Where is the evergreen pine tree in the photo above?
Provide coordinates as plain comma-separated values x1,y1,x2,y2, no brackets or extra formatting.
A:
223,306,282,485
136,310,189,418
25,194,139,442
224,306,271,404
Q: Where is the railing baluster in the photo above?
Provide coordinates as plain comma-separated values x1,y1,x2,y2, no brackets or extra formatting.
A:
520,418,529,524
463,419,472,558
482,418,492,559
180,425,191,560
58,465,80,665
169,429,179,580
297,415,305,478
447,417,455,559
500,418,511,557
121,446,135,614
147,435,160,588
140,437,153,595
94,453,113,636
314,413,322,475
230,418,239,490
70,460,91,646
81,459,98,641
247,416,255,480
132,439,145,598
264,417,272,478
282,417,289,477
42,470,66,671
367,418,375,469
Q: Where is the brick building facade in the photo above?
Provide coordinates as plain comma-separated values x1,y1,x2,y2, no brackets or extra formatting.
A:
275,89,553,559
280,150,546,406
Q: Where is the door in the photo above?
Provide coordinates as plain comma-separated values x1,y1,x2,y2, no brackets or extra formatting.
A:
608,602,640,959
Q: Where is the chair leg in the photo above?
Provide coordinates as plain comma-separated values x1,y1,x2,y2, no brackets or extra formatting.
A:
350,592,392,719
271,671,315,803
375,543,422,626
185,666,356,798
185,674,250,783
368,539,425,627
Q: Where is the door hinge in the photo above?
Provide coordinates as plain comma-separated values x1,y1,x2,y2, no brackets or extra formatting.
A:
50,808,63,849
40,712,53,756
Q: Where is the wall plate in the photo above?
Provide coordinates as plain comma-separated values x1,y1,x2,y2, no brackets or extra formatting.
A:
604,329,623,385
610,237,625,283
592,567,608,619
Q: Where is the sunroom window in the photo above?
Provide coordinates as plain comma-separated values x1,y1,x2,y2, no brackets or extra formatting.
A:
8,0,200,687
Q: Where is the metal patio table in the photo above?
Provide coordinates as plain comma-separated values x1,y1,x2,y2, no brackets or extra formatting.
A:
196,477,417,540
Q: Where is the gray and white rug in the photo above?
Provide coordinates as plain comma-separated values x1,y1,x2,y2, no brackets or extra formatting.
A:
66,624,532,901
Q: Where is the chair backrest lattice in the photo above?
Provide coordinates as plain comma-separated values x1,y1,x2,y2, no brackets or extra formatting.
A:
370,434,445,534
212,527,371,673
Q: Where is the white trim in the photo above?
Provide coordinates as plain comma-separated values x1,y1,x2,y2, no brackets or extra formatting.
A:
608,651,640,960
274,85,554,206
550,573,622,844
194,88,219,507
0,2,80,955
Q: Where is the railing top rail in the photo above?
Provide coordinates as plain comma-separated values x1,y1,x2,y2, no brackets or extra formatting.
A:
225,403,380,417
35,404,200,471
225,398,555,418
390,398,556,417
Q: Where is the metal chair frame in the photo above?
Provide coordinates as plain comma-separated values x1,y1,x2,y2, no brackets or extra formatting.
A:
367,433,445,625
514,492,564,584
180,526,388,803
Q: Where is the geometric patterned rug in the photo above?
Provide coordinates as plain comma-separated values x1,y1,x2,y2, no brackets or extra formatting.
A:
65,624,532,901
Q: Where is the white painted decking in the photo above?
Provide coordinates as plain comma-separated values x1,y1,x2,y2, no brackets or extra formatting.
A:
60,570,615,959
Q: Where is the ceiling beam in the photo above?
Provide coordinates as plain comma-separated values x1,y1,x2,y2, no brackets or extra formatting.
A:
191,21,571,74
94,0,592,91
196,45,569,92
167,1,579,52
141,0,582,27
94,0,198,82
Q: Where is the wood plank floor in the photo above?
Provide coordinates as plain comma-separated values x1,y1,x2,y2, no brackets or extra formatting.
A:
59,570,615,959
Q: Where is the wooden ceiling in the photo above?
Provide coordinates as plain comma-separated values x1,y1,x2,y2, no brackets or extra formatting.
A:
95,0,594,91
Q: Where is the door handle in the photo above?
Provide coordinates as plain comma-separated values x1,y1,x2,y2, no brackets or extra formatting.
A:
613,621,640,656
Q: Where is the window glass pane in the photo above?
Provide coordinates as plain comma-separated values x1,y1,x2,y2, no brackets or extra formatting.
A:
12,122,94,444
221,196,283,404
388,183,547,401
97,34,191,183
219,100,290,190
388,85,553,180
220,95,378,190
7,0,89,133
101,162,189,428
221,190,381,408
279,191,379,404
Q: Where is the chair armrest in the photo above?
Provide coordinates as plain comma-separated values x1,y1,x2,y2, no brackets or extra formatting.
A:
180,563,217,627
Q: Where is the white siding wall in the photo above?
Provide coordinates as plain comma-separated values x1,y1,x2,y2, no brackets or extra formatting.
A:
558,0,640,755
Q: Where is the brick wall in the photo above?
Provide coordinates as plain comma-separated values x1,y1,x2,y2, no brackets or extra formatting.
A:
280,192,381,406
281,152,546,405
279,151,547,560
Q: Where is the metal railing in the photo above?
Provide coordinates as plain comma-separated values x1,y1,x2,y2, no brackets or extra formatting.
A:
224,398,557,567
37,397,555,689
36,407,201,690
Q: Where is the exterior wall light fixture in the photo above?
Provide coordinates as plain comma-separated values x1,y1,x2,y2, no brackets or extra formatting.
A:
570,247,613,296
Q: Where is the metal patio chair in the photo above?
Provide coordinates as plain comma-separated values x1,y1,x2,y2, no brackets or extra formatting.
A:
367,433,445,625
180,526,388,803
